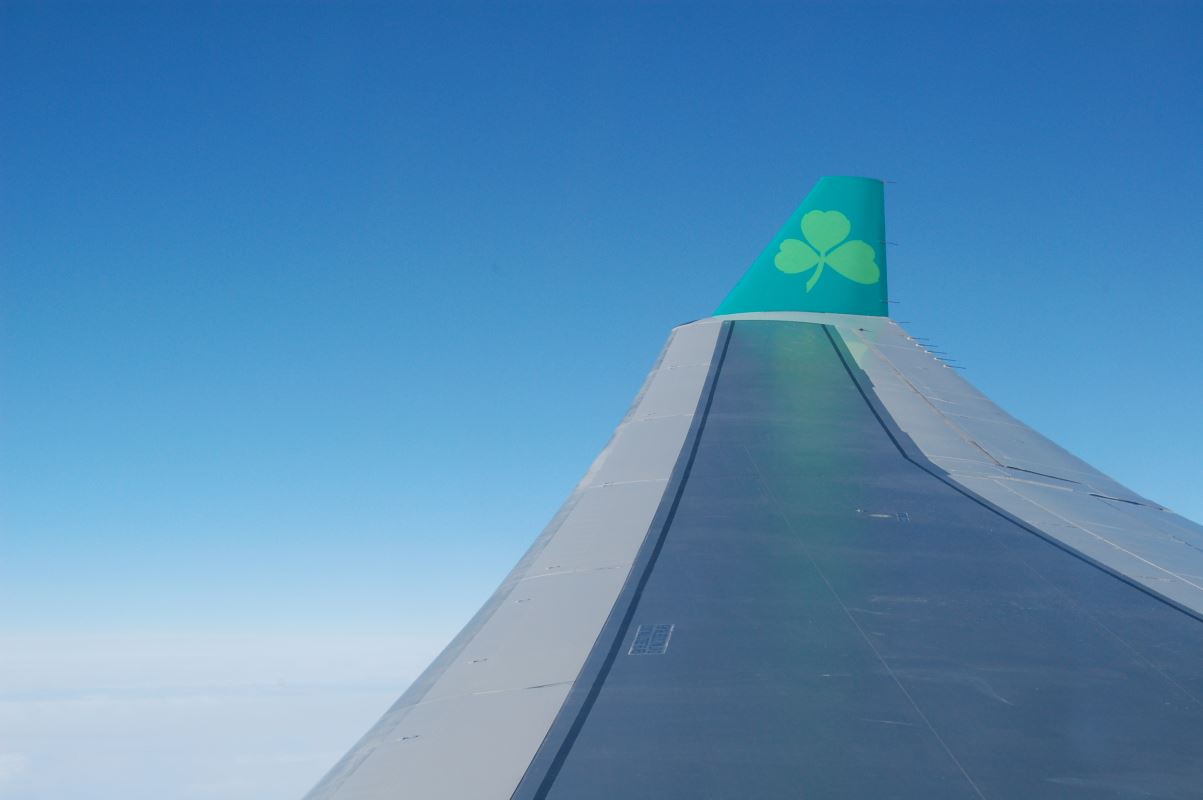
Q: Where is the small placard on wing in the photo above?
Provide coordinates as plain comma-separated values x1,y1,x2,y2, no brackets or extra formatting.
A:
629,623,675,655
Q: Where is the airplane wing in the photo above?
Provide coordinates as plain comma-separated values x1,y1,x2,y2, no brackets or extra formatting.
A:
305,177,1203,800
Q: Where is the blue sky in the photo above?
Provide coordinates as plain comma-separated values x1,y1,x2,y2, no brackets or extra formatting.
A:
2,2,1201,798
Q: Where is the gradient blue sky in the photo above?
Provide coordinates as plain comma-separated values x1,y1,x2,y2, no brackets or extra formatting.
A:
2,2,1201,798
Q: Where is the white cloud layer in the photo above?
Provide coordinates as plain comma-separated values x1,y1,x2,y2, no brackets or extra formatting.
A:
0,633,448,800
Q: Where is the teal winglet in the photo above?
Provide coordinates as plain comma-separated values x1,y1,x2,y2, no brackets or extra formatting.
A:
716,177,888,317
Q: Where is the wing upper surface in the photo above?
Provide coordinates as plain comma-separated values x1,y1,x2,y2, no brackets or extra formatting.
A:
307,314,1203,800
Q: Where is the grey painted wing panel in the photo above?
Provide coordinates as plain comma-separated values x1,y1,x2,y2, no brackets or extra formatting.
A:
417,567,632,702
330,684,573,800
303,322,724,800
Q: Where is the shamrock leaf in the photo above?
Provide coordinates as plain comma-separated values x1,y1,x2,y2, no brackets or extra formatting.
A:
774,239,819,274
825,240,880,285
801,210,851,254
773,209,880,292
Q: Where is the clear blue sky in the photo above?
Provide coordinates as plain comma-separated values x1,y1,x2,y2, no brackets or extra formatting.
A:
2,2,1201,798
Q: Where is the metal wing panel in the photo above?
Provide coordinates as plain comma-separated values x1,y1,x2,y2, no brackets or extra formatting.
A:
326,684,572,800
714,311,1203,617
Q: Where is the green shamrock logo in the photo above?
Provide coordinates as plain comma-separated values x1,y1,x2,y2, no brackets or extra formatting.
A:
774,210,881,292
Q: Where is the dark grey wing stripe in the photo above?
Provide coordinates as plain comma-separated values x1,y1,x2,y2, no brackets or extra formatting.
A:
822,324,1203,625
511,321,734,800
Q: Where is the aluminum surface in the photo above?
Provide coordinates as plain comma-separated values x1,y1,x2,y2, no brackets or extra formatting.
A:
717,311,1203,616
